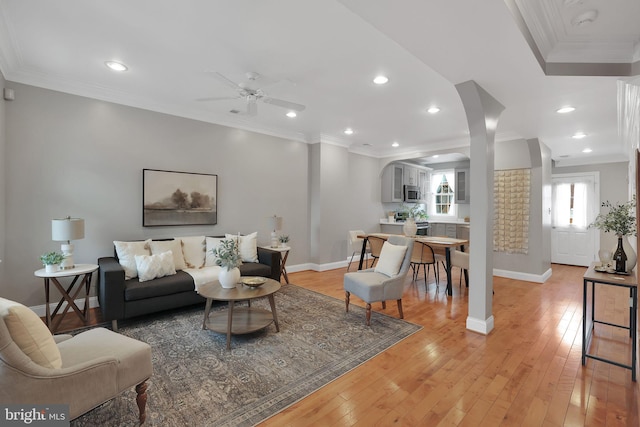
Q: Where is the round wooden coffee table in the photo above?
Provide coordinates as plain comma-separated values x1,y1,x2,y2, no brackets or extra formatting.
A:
198,277,281,350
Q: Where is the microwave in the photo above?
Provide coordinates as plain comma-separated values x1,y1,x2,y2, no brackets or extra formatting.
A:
403,185,421,202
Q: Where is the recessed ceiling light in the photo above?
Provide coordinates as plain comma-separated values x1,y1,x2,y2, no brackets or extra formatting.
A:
373,75,389,85
427,107,440,114
582,148,592,153
392,141,399,147
432,155,439,158
344,128,354,135
105,61,128,72
557,106,575,114
572,132,587,139
286,111,297,118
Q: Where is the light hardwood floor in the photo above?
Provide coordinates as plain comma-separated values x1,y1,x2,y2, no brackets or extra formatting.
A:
260,263,639,427
54,263,639,426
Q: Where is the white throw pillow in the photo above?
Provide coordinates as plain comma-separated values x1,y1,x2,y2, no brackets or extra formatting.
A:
177,236,206,269
374,241,408,277
114,239,152,280
0,298,62,369
135,251,176,282
149,239,187,271
225,232,258,263
205,237,225,267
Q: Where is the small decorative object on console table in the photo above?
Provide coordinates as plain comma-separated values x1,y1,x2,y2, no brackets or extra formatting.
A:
211,238,242,289
278,234,289,247
589,197,637,273
39,251,66,273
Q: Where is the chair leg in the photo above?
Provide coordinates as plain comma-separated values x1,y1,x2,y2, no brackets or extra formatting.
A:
397,299,404,319
365,303,372,326
347,252,356,271
345,291,350,312
136,380,148,425
381,301,387,309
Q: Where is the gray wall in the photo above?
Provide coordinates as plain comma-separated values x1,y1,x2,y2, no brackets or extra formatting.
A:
3,82,311,307
552,161,629,254
0,71,6,286
308,143,382,265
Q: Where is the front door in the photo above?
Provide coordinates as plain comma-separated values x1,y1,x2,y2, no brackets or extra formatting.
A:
551,172,599,266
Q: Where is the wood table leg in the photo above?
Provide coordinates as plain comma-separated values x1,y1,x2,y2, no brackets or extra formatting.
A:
44,278,52,330
226,301,234,350
203,298,213,329
268,294,280,332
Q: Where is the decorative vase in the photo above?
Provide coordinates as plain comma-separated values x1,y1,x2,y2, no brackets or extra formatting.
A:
611,235,636,273
219,267,240,289
45,264,59,273
613,235,628,273
598,249,612,267
403,218,417,237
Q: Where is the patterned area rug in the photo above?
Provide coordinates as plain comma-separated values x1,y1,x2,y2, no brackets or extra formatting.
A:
72,284,421,427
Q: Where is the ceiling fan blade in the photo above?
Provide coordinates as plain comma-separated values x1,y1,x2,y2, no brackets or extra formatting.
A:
196,95,241,102
262,97,306,112
209,72,247,94
247,100,258,116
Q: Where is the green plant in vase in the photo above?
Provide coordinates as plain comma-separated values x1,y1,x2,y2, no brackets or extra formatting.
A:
278,235,290,247
589,197,637,272
211,239,242,288
40,251,66,273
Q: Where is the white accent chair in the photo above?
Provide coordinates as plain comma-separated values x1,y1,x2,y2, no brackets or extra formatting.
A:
344,236,413,325
0,297,153,424
450,249,470,287
347,230,371,271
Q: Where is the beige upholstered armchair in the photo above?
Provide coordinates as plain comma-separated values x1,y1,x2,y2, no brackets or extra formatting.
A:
344,235,413,325
0,297,152,424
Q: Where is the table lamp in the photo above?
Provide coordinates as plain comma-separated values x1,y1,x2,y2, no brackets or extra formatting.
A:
51,216,85,269
268,215,282,248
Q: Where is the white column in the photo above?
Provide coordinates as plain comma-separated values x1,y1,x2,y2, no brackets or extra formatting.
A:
455,80,505,335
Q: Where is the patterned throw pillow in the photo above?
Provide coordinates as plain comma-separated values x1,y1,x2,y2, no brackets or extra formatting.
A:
135,251,176,282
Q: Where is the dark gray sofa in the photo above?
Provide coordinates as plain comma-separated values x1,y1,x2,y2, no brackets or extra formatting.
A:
97,239,281,330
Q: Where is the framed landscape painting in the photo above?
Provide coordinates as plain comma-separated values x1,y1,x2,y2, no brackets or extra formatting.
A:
143,169,217,227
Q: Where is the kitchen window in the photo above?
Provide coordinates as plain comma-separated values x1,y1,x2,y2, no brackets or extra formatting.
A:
430,170,456,217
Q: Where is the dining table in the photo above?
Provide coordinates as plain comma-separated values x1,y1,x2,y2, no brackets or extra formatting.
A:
357,233,469,296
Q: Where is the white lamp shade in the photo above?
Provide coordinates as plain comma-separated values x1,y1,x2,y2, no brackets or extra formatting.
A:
268,215,283,231
51,217,85,241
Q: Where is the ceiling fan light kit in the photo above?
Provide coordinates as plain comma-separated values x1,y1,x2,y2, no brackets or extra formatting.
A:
200,71,306,117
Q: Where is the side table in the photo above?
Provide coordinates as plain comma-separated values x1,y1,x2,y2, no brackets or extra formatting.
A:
262,245,290,284
34,263,98,333
582,262,637,381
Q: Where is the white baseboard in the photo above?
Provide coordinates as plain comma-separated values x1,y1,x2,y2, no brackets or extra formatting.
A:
493,267,552,283
30,296,100,317
466,315,495,334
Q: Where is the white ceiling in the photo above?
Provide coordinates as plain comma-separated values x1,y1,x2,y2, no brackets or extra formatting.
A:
0,0,638,166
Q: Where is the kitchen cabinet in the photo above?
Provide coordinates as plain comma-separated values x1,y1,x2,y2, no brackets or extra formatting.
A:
455,168,470,204
457,224,470,242
404,165,418,186
430,223,446,237
418,170,429,203
445,224,457,238
381,164,404,202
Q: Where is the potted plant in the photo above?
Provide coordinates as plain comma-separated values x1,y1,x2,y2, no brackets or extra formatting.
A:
589,197,637,272
211,239,242,288
40,251,66,273
278,235,290,247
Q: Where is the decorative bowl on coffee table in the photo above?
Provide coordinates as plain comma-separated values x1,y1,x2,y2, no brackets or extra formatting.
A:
241,277,267,288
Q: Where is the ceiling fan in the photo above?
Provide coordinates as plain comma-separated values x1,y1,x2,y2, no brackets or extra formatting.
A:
198,71,306,117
